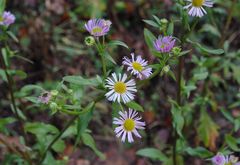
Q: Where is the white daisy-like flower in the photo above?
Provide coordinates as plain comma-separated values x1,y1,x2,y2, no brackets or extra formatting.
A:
105,73,137,103
122,53,152,80
184,0,213,17
113,109,146,143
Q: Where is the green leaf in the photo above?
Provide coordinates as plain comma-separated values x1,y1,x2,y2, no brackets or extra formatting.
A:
220,108,234,123
144,28,156,49
0,117,16,133
193,72,208,81
126,101,144,112
185,147,213,158
197,110,219,148
7,31,19,43
108,40,129,49
167,21,174,35
52,139,65,153
24,122,59,136
63,76,101,87
1,48,9,67
187,39,224,55
136,148,168,162
143,19,159,28
179,50,191,56
171,105,184,138
199,24,221,38
0,0,6,14
103,51,116,64
81,133,105,160
20,84,44,94
74,103,94,147
225,134,240,151
152,15,161,25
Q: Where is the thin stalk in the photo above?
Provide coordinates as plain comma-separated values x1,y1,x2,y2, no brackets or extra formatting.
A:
38,115,78,164
173,55,184,165
96,38,107,78
0,53,32,164
219,0,237,47
38,95,104,164
101,53,107,78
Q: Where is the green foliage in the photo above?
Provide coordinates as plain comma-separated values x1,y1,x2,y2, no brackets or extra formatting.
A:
136,148,167,162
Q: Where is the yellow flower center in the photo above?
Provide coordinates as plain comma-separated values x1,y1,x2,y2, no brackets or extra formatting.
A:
132,62,143,71
123,119,135,131
224,163,232,165
192,0,205,7
92,27,102,34
114,82,127,94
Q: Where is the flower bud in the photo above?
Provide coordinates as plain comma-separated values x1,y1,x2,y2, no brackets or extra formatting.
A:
160,18,168,32
50,102,58,111
85,36,95,46
160,18,168,25
163,65,170,73
172,47,182,56
51,90,58,96
67,89,73,93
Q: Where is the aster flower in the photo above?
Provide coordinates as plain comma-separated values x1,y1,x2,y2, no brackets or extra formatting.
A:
211,153,226,165
113,109,145,143
211,153,240,165
85,19,112,37
184,0,213,17
154,36,175,53
38,91,52,104
0,11,15,26
105,73,137,103
122,53,152,80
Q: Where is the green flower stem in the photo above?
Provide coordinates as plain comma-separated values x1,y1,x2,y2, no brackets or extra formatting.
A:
38,94,105,164
101,54,107,78
96,38,107,78
219,0,237,47
172,18,199,165
38,115,78,165
0,46,32,165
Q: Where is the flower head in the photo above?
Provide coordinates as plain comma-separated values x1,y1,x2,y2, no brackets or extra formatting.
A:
184,0,213,17
113,109,145,143
38,91,52,104
122,53,152,80
0,11,15,26
154,36,175,53
85,19,112,37
105,73,137,103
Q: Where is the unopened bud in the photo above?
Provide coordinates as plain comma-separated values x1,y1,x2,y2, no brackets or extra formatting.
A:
160,18,168,25
163,65,170,73
85,36,95,46
160,18,168,32
51,90,58,96
50,102,58,111
68,89,73,93
172,47,182,56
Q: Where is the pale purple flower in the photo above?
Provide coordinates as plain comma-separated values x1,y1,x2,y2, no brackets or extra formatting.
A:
211,153,226,165
113,109,145,143
123,53,152,80
211,153,240,165
184,0,213,17
154,36,175,53
38,92,52,104
105,73,136,103
0,11,15,26
85,19,112,37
